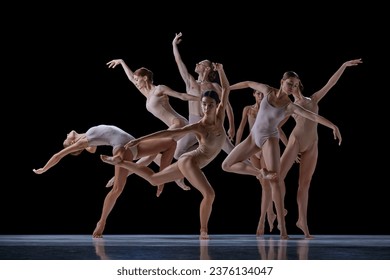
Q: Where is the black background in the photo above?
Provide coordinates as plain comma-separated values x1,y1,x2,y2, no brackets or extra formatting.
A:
4,4,387,236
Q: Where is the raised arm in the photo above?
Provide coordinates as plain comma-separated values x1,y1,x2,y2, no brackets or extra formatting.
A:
106,59,136,84
288,103,342,145
172,32,196,90
214,63,230,119
311,58,362,103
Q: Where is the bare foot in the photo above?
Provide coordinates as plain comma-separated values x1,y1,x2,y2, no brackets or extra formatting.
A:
175,178,191,191
281,235,290,240
100,155,121,165
267,212,277,232
257,168,277,180
256,228,265,236
296,221,314,239
200,231,209,240
92,221,105,238
105,177,114,188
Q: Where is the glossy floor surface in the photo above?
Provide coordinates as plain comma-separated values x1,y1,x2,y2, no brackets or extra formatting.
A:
0,234,389,260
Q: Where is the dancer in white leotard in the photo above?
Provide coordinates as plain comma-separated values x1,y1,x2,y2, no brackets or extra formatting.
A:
222,72,342,239
235,89,277,235
32,124,177,238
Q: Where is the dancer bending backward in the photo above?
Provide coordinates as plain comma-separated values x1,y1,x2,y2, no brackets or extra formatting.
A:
105,59,200,192
235,89,278,235
172,32,236,158
32,124,177,238
101,63,268,239
278,59,362,239
222,72,342,239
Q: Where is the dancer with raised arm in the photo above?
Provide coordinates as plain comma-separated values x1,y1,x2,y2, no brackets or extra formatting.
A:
101,63,271,239
172,32,236,158
105,59,200,191
278,58,362,238
235,89,277,235
222,71,342,239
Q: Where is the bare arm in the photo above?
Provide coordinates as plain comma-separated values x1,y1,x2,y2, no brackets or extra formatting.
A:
230,81,270,93
278,116,291,147
106,59,136,84
125,123,200,149
288,103,342,145
214,63,230,120
158,85,200,101
172,32,196,90
311,58,362,103
32,139,89,174
235,106,250,145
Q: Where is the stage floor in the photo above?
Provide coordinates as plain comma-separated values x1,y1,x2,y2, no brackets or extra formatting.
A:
1,234,389,260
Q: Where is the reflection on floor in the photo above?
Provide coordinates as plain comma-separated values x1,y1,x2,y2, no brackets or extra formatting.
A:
0,234,389,260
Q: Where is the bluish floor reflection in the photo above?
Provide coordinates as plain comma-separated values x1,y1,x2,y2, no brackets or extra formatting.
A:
0,234,389,260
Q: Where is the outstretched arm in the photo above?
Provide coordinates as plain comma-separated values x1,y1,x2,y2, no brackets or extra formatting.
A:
125,123,199,149
32,140,88,174
230,81,270,93
106,59,136,84
312,58,362,102
288,103,342,145
159,85,200,101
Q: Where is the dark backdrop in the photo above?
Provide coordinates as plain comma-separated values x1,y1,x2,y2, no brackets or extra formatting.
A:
4,4,387,236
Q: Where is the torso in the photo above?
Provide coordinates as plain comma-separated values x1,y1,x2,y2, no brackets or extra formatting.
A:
290,96,319,151
85,125,134,150
252,93,288,148
145,85,187,127
180,116,226,169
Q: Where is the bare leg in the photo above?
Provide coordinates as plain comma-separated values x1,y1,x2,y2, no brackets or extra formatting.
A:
261,138,289,239
93,148,133,238
296,146,317,239
178,156,215,240
105,154,156,188
251,155,276,235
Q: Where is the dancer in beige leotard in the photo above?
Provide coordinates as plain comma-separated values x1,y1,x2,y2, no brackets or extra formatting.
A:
235,89,277,235
279,58,362,239
222,72,342,239
32,124,177,238
105,59,200,191
172,32,236,158
101,63,261,239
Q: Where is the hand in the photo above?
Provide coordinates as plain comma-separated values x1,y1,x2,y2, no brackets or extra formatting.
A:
333,126,342,146
295,153,301,164
227,127,235,142
173,32,182,45
106,59,123,68
124,139,140,149
33,168,44,174
344,58,362,67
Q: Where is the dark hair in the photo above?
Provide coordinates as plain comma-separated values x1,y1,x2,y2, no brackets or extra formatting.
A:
202,91,220,103
282,71,304,91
